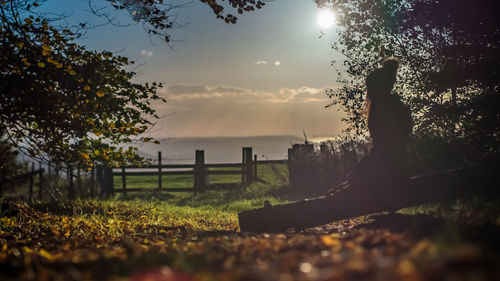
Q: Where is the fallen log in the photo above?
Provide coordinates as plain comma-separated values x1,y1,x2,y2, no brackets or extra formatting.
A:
238,161,500,232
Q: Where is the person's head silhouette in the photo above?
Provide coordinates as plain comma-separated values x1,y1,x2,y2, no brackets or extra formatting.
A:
366,57,400,100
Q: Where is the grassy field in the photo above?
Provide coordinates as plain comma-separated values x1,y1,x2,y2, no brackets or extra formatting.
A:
1,162,499,281
109,163,304,225
113,163,289,191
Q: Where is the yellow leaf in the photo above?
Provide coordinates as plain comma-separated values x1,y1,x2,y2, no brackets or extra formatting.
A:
24,18,32,24
96,91,105,97
38,249,53,261
321,235,341,247
94,150,100,156
23,246,33,253
1,243,7,252
153,240,166,246
109,122,115,129
37,62,45,68
398,259,416,275
143,137,152,143
82,153,90,160
68,70,76,75
42,44,51,51
83,85,91,91
74,113,80,118
64,229,70,238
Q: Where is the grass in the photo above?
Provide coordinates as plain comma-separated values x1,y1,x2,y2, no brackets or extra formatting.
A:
12,163,296,233
2,164,500,281
112,163,295,214
113,163,289,190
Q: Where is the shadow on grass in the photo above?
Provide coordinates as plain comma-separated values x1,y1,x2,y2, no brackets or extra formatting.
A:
171,182,312,212
360,212,500,251
114,190,177,201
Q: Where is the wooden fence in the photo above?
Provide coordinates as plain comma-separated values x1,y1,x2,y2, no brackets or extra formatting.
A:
112,147,287,195
0,162,44,203
0,146,291,200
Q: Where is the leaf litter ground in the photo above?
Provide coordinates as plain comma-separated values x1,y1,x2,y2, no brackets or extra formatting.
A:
1,199,499,281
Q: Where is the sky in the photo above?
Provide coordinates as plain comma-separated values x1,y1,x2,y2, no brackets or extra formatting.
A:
43,0,347,138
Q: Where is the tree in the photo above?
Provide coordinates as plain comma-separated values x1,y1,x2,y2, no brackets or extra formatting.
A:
0,0,269,170
0,0,165,169
92,0,266,43
317,0,500,160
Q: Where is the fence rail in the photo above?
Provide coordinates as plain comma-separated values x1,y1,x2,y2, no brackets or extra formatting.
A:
0,164,45,203
112,148,288,195
1,147,291,200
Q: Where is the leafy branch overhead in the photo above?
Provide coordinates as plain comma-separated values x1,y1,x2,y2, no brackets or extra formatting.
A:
317,0,499,159
101,0,266,42
0,0,165,168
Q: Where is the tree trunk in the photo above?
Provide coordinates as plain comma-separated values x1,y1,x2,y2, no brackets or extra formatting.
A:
238,161,500,232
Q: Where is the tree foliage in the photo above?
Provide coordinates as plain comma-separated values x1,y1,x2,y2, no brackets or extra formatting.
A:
318,0,500,158
0,0,165,168
96,0,266,43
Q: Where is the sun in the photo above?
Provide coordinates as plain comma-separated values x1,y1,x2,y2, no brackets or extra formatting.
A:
317,9,336,29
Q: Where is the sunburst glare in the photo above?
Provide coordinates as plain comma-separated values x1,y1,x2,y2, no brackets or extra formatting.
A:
317,9,336,29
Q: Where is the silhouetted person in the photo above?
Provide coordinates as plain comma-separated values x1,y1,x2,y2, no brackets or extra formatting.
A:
346,58,413,205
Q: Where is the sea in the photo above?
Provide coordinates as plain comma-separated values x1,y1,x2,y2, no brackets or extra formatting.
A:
135,135,336,164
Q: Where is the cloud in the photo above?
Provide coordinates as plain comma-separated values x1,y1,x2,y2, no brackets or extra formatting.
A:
254,60,268,65
274,61,281,66
160,84,327,104
151,84,344,138
265,87,324,103
167,84,210,94
209,86,247,94
140,50,153,57
163,84,250,100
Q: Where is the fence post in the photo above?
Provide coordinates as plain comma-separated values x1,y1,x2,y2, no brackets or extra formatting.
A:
288,148,295,188
242,147,253,186
194,150,205,194
96,165,103,198
38,161,43,200
55,166,59,187
96,165,113,199
241,147,246,185
67,164,75,199
158,151,162,191
77,166,81,192
90,167,95,198
103,166,114,198
29,162,34,204
122,166,126,196
253,154,258,180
